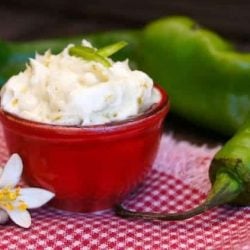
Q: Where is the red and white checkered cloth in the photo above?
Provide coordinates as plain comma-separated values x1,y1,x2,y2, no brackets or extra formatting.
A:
0,124,249,250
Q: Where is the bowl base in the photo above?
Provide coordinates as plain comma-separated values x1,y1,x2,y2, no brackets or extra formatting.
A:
49,197,121,213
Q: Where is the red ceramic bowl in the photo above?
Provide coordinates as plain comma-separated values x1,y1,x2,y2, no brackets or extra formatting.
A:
0,84,169,212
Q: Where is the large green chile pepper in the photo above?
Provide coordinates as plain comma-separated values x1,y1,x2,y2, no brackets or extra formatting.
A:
115,118,250,220
115,17,250,220
139,16,250,136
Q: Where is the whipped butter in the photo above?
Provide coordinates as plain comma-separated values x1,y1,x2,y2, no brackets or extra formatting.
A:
0,41,161,126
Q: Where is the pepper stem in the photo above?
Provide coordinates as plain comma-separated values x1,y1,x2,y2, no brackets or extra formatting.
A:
115,172,242,221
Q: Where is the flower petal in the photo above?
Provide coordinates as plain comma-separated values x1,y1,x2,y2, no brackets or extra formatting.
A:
0,209,9,224
8,209,31,228
0,154,23,188
20,188,55,209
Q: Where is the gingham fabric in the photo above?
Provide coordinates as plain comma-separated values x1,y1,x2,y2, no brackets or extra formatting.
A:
0,124,249,250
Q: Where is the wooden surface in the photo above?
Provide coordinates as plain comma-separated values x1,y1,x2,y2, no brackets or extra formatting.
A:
0,1,250,43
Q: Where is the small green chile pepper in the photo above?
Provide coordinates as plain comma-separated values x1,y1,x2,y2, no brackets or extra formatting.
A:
139,16,250,136
115,118,250,220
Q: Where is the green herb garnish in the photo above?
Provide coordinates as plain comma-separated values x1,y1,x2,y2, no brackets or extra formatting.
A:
69,41,128,67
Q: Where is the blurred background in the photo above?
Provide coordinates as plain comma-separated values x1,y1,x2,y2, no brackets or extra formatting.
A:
2,0,248,141
0,0,250,45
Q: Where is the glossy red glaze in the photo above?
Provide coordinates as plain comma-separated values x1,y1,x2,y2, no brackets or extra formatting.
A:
0,85,169,212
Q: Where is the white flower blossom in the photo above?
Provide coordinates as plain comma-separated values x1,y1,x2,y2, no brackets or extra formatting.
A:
0,154,55,228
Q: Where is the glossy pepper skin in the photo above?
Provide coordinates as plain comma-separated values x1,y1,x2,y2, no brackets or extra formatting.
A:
0,30,140,85
140,16,250,136
115,118,250,220
209,119,250,205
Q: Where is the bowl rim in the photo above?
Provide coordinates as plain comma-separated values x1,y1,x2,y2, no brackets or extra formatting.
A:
0,84,170,136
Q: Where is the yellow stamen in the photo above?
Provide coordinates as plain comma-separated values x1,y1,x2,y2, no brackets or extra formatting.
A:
15,187,21,196
4,203,14,211
8,192,17,200
0,187,28,211
18,201,28,211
